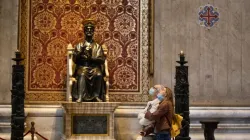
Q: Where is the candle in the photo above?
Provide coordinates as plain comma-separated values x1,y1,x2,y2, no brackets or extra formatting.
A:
15,49,21,58
180,50,185,62
180,50,184,56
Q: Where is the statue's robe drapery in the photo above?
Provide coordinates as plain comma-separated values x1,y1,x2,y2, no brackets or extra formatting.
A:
71,41,106,101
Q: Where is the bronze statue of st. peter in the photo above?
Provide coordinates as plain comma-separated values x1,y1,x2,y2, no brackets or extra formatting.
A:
71,19,106,102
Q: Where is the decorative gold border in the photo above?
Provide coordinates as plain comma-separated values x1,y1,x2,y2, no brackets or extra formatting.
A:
71,114,110,136
149,0,154,88
149,0,154,76
19,0,153,102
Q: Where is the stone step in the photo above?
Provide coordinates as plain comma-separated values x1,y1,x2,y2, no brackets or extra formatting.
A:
0,105,11,135
0,122,11,134
0,133,9,140
190,133,250,140
0,133,38,140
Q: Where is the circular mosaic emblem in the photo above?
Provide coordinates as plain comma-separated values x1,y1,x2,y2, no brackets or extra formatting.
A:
114,13,135,35
34,11,57,32
198,4,219,29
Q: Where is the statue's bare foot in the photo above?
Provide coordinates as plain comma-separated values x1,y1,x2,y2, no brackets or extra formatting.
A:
95,97,103,102
76,98,82,103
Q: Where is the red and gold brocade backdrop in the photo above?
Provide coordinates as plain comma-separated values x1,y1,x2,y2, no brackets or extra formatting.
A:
20,0,150,101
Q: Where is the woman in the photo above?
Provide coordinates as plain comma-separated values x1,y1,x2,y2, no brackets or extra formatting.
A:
144,87,174,140
138,85,166,137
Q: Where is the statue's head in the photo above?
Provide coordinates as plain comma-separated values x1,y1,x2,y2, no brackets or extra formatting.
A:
82,19,96,37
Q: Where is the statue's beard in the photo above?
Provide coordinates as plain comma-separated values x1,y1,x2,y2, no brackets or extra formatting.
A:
84,30,94,36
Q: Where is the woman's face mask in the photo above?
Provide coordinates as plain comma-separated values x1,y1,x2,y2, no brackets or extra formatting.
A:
149,87,161,96
157,93,165,101
148,87,156,96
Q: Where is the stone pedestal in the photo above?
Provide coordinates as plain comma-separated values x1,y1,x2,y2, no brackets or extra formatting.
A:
62,102,120,140
200,120,219,140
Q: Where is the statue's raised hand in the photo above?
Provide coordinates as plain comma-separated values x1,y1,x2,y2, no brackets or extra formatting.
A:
80,46,92,60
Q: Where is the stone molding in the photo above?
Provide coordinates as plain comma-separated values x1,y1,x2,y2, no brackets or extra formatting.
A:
1,105,250,140
1,105,250,119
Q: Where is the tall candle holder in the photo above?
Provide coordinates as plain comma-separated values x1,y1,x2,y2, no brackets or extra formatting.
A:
175,51,191,140
11,50,25,140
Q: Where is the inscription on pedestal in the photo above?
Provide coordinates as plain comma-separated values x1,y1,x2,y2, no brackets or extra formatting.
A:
72,114,109,135
63,102,120,139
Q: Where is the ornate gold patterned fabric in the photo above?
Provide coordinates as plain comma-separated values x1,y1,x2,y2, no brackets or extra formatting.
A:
20,0,150,101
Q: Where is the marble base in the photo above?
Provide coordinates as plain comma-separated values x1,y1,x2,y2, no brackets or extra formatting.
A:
115,105,250,140
62,102,120,140
1,104,250,140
